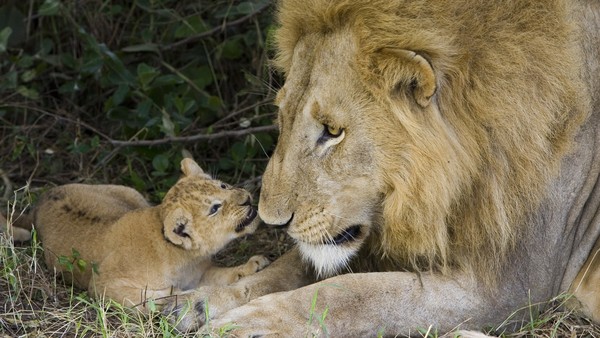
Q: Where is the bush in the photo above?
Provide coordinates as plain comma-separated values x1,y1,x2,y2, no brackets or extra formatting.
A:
0,0,278,203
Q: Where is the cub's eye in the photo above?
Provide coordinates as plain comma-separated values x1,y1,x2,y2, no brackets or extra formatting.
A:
220,183,227,189
325,125,343,137
209,203,222,215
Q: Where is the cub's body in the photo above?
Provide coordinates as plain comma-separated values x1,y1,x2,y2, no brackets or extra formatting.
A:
35,159,268,310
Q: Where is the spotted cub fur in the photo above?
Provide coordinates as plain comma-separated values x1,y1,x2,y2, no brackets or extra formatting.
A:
34,158,269,311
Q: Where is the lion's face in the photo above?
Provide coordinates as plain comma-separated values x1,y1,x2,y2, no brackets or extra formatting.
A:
259,31,389,277
162,159,258,255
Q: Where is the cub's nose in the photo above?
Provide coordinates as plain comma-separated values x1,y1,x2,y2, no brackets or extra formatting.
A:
234,189,252,205
240,197,252,207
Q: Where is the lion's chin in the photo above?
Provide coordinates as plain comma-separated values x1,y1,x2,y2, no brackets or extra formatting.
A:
297,241,359,279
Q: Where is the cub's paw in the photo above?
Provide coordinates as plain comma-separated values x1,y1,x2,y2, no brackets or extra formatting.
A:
247,255,271,272
163,286,245,332
235,255,270,281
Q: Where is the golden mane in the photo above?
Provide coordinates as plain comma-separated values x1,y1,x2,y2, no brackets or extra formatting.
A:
273,0,590,283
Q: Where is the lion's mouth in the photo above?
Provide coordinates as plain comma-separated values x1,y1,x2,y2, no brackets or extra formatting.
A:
235,207,258,232
326,225,362,245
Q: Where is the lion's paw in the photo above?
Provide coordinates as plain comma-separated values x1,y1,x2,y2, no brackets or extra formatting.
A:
163,285,246,332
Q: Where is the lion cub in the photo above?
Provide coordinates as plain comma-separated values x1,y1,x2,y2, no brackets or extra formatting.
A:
34,158,269,311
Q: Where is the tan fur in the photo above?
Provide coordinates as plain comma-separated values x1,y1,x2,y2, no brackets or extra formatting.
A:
34,159,269,311
166,0,600,335
0,212,31,242
569,236,600,321
269,0,588,281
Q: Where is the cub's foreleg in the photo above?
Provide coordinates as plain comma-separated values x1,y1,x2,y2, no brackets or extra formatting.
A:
200,255,271,285
90,278,183,313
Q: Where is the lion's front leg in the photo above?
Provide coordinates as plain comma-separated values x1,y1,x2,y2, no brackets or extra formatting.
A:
164,248,312,331
204,271,512,337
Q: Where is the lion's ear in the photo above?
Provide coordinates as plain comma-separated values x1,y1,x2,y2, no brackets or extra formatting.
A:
380,48,437,108
180,158,209,178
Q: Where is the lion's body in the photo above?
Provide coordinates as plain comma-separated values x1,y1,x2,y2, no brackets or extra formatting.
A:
167,0,600,335
35,159,269,310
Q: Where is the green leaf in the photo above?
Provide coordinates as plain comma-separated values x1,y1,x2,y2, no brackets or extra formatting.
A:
16,86,39,100
90,135,100,148
218,157,234,171
252,132,274,152
0,27,12,53
230,142,247,162
70,140,92,154
161,109,176,137
39,0,61,16
236,2,258,15
136,99,152,118
152,74,181,87
152,154,170,173
17,55,34,68
80,53,103,75
187,65,213,90
122,43,159,53
206,95,222,111
58,81,82,94
58,255,74,272
220,38,243,60
1,70,18,89
38,38,54,56
20,69,36,82
112,84,129,105
0,5,26,46
174,16,208,38
77,259,87,272
174,97,195,115
128,168,146,192
137,62,159,89
59,53,77,69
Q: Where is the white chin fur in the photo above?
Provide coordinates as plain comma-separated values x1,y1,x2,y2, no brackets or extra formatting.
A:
297,241,358,279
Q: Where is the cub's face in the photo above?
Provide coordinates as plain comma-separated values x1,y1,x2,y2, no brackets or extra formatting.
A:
161,159,259,256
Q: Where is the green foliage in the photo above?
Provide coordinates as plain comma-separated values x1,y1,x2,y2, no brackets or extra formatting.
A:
58,248,97,274
0,0,278,201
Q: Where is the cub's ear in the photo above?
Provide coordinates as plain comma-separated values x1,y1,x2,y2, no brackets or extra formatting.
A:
378,48,437,108
180,158,209,178
162,207,197,250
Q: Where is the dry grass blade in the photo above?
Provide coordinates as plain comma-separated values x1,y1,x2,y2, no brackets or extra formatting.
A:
0,214,293,337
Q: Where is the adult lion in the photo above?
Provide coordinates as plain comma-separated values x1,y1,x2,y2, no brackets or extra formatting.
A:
167,0,600,335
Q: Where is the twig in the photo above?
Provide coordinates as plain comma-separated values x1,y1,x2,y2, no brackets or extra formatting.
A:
160,2,270,51
1,104,114,143
211,97,274,128
109,125,277,147
0,168,12,202
2,103,277,147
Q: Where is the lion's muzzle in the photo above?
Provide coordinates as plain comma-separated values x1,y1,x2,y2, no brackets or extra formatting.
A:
327,224,362,245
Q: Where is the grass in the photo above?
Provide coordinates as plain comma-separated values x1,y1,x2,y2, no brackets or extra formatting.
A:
0,191,293,337
1,194,598,338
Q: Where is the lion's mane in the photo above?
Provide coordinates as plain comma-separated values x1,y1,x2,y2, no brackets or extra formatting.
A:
273,0,590,284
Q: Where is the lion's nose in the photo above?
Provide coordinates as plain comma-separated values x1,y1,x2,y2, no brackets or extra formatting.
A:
263,213,294,229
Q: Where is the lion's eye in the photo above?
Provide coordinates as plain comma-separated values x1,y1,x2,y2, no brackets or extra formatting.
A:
318,124,345,146
209,203,222,215
325,125,343,137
